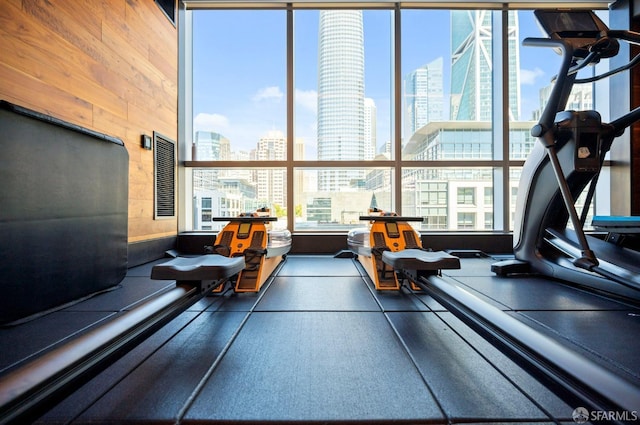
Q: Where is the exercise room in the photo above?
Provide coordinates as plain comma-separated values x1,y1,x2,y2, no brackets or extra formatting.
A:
1,0,639,423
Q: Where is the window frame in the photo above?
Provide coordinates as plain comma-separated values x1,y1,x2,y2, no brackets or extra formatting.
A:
177,1,612,234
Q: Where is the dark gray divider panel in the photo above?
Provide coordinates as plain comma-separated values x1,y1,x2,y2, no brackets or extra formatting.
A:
0,101,128,324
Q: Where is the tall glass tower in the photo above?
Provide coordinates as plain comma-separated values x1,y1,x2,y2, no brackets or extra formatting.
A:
450,10,520,121
317,10,365,192
404,57,444,139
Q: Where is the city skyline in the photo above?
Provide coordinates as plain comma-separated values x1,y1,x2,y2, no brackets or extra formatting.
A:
192,9,561,156
189,7,603,231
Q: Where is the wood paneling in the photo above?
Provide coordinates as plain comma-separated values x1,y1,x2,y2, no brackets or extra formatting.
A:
0,0,178,242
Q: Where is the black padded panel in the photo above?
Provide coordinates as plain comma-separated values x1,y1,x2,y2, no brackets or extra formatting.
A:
0,101,128,324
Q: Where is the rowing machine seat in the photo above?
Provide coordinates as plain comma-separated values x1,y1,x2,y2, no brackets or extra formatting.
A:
382,249,460,271
151,255,246,281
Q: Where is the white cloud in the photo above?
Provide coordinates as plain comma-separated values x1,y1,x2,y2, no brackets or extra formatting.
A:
295,88,317,112
252,86,283,102
520,67,545,85
193,112,230,132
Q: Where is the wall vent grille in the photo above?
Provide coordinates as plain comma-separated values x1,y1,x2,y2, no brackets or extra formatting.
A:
154,132,176,219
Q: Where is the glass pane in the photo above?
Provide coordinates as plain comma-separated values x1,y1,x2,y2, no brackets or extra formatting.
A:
511,167,610,234
402,168,495,230
192,167,288,231
294,10,393,165
510,10,611,226
511,10,558,161
294,168,393,231
402,10,494,160
192,10,286,160
509,167,522,231
511,10,604,160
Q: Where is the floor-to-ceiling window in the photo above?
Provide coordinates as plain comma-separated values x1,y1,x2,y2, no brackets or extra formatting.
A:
182,3,610,233
188,9,288,230
401,9,500,231
293,9,394,231
509,9,611,229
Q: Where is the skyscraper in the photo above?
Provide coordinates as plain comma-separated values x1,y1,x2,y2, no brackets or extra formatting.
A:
364,97,377,160
404,57,444,139
317,10,365,192
255,130,286,207
450,10,520,121
193,131,224,194
194,130,226,160
506,11,521,121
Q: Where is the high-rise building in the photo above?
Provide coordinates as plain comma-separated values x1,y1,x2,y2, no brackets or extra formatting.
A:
396,11,525,230
404,57,444,139
317,10,365,191
533,83,592,122
506,11,521,121
255,130,286,207
193,131,225,194
364,98,377,160
194,130,227,160
450,10,520,121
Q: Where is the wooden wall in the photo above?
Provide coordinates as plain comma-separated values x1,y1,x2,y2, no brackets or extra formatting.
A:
0,0,178,244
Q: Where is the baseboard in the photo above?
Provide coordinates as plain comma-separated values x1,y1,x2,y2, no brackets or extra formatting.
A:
128,236,177,267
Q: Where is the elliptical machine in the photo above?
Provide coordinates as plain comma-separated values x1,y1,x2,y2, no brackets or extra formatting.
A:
492,10,640,302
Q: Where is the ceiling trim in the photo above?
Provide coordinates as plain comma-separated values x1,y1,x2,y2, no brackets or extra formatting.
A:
183,0,612,10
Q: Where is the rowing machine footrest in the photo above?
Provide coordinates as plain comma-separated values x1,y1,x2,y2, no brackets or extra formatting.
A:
382,249,460,271
151,255,246,281
205,244,231,257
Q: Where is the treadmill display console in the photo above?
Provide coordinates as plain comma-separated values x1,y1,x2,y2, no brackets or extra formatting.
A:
534,10,609,56
535,10,602,35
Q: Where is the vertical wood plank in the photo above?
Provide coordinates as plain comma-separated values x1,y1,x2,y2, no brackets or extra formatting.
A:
0,0,178,242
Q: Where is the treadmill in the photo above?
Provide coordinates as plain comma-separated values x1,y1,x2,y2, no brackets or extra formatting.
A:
492,10,640,302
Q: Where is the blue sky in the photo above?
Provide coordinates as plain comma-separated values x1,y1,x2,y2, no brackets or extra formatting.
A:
192,9,560,155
